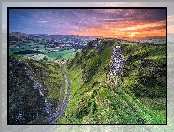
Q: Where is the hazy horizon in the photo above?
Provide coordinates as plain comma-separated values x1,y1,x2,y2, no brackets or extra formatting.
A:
8,31,167,40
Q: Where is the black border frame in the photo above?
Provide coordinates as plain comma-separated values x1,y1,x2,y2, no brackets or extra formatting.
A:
7,6,167,125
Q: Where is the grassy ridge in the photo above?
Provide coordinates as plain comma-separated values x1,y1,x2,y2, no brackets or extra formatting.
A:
57,39,166,124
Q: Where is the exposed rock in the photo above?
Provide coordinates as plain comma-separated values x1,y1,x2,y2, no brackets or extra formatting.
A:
9,56,52,124
107,45,124,84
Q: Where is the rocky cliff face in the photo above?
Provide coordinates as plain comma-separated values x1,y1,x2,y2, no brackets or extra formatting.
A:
107,45,124,85
110,46,124,75
9,56,51,124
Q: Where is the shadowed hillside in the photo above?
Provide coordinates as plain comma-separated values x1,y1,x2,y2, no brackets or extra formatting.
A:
9,55,64,124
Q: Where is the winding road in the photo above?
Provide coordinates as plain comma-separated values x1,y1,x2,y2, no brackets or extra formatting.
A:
42,65,71,124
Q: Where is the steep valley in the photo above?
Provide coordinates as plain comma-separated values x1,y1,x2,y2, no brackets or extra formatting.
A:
8,38,166,124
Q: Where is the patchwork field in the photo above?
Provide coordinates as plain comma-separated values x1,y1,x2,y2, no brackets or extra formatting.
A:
9,41,81,62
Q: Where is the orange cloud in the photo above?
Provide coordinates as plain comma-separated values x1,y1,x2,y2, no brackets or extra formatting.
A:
72,19,166,38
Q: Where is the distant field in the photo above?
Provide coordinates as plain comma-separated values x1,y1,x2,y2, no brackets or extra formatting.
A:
9,41,82,61
45,52,62,61
9,48,81,62
62,49,81,59
28,54,52,61
9,43,45,54
46,49,81,61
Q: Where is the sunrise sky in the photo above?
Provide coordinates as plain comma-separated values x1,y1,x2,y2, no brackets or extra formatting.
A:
9,8,166,38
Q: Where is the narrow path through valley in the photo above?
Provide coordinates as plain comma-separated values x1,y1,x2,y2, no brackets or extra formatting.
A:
42,64,71,124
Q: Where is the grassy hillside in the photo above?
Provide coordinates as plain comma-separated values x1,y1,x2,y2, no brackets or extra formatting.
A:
56,38,166,124
9,55,64,124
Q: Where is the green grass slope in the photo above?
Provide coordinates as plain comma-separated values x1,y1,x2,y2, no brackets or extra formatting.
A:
57,38,166,124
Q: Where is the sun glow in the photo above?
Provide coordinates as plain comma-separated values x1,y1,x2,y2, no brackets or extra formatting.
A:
127,32,140,37
72,19,166,38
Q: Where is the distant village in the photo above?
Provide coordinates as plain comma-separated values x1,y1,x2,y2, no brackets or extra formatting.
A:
9,32,100,52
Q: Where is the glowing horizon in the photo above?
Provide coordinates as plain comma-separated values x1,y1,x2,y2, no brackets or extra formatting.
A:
9,8,166,38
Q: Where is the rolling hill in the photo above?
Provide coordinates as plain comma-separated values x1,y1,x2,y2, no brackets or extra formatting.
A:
56,38,166,124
